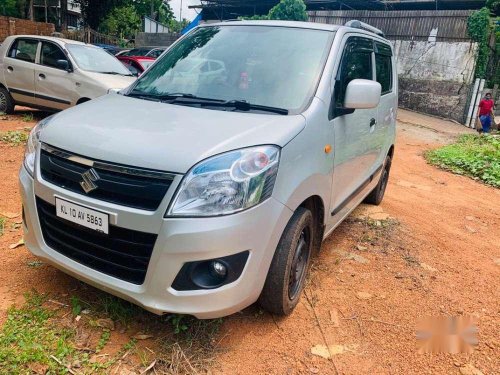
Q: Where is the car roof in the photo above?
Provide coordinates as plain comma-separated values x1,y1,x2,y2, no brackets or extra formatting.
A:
200,20,390,42
6,34,88,47
203,20,340,32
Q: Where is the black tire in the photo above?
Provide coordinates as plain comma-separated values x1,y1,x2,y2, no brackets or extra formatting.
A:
259,207,314,316
364,155,392,205
0,87,15,114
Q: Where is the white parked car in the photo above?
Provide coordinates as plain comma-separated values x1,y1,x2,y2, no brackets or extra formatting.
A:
20,20,397,318
0,35,135,113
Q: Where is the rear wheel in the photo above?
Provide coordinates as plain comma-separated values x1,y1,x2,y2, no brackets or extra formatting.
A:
0,87,15,114
259,207,314,316
364,155,392,205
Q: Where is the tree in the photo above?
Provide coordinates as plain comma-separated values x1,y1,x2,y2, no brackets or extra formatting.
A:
168,18,190,33
268,0,308,21
100,4,141,39
486,0,500,15
241,0,308,22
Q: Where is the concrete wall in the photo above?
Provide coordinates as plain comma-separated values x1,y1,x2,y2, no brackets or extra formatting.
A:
0,16,55,42
394,40,478,123
135,32,180,47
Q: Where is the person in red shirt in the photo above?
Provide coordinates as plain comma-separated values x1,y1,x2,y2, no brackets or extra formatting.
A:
478,93,495,133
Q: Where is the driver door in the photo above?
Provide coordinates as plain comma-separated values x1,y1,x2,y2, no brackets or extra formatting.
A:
34,41,77,110
330,36,378,215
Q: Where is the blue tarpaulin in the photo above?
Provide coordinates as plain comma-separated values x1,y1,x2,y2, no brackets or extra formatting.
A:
181,13,202,35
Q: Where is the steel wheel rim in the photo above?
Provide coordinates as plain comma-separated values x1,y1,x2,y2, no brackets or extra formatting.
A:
379,163,390,197
0,92,7,113
288,227,311,300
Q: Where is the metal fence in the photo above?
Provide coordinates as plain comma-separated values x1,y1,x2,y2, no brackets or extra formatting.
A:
60,28,120,46
308,10,474,42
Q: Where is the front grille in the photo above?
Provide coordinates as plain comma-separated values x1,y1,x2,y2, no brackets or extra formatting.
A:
40,144,174,211
36,198,157,285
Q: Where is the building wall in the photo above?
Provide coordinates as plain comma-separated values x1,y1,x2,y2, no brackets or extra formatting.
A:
0,16,55,42
308,10,478,124
135,32,180,47
394,40,477,122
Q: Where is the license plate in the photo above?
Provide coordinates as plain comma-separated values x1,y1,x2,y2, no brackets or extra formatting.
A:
55,198,109,234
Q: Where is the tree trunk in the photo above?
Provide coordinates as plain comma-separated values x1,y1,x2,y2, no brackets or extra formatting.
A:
61,0,68,31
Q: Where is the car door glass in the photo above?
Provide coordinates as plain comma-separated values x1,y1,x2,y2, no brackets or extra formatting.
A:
41,42,68,69
374,42,393,95
335,37,373,108
8,39,38,63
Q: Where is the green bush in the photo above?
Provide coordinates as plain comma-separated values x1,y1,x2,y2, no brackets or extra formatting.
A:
425,134,500,187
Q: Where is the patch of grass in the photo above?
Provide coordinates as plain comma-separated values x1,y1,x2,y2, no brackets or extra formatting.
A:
156,317,224,374
0,130,29,146
95,294,140,325
70,295,83,316
22,113,34,122
95,330,111,353
27,260,44,268
0,216,6,236
425,134,500,187
0,291,76,374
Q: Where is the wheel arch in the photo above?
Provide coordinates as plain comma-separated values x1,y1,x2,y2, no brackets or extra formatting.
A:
76,97,91,105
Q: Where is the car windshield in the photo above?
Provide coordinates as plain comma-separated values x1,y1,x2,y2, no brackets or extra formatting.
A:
140,60,155,69
67,44,132,75
130,25,334,113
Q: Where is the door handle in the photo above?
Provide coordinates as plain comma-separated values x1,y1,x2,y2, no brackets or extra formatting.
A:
38,73,46,79
7,66,13,72
370,118,377,127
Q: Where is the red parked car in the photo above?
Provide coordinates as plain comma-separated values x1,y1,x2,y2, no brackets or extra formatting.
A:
118,56,156,76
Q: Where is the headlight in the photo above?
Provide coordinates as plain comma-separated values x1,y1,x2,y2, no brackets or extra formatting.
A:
24,116,53,176
167,146,280,217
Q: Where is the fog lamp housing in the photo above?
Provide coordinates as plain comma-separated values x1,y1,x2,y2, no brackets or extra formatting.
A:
171,251,249,291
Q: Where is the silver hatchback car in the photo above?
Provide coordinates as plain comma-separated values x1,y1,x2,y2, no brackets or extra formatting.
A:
0,35,135,113
20,20,397,318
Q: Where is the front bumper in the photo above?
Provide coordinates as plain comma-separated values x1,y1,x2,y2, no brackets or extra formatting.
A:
19,165,293,319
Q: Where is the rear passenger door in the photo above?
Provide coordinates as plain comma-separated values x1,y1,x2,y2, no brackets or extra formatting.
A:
330,36,378,213
374,41,396,165
35,41,75,110
3,38,39,105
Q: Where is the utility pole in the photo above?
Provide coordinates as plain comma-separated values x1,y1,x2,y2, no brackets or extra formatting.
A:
45,0,48,23
179,0,183,22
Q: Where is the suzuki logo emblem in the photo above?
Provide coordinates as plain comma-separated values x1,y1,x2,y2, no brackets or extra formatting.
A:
80,168,100,193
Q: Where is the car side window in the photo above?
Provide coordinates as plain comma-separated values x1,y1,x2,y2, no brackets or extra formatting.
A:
334,37,374,108
375,42,393,95
8,38,39,63
40,42,68,69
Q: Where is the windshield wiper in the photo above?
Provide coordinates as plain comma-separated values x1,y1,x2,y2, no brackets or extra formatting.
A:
220,100,289,115
161,95,288,115
126,91,289,115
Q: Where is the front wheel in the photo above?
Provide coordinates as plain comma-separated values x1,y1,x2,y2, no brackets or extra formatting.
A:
0,87,15,114
364,155,392,205
259,207,314,316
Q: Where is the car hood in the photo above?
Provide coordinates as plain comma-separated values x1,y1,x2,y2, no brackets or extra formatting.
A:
81,71,136,89
40,94,306,173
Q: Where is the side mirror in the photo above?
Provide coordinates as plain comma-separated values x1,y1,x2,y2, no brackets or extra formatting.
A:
344,79,381,109
56,59,71,72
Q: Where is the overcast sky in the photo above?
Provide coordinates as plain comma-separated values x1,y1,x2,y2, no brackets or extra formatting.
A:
169,0,201,21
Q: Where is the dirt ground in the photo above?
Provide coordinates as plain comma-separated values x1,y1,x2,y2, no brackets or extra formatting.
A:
0,108,499,375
